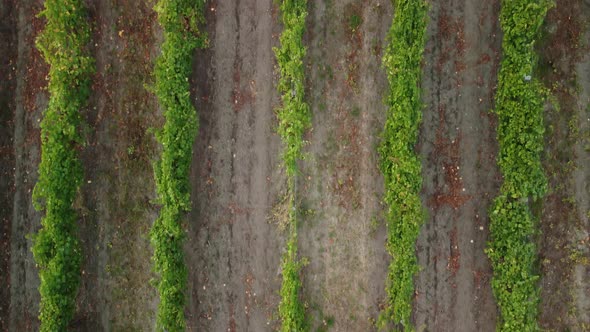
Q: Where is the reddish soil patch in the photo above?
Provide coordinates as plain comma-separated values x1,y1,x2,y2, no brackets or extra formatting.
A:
429,106,472,210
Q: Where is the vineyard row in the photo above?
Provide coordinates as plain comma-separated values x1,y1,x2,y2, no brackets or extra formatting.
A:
274,0,312,331
150,0,208,331
32,0,94,330
377,0,428,329
487,1,552,331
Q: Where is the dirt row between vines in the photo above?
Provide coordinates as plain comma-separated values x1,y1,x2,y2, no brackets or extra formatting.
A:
0,1,17,330
415,0,501,330
185,0,283,330
538,1,590,330
8,0,45,330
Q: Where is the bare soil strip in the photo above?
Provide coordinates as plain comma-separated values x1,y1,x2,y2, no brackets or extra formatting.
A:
0,1,17,330
186,0,283,330
538,1,590,329
71,1,160,330
415,0,501,330
572,2,590,322
572,2,590,323
9,1,46,330
299,1,390,330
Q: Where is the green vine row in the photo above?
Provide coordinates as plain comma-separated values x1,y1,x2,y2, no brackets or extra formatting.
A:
487,1,552,331
377,0,428,330
273,0,311,331
151,0,207,331
32,0,94,330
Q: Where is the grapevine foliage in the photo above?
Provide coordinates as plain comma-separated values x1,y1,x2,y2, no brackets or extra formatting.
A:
32,0,94,331
151,1,207,331
273,0,310,331
487,1,552,331
377,0,428,330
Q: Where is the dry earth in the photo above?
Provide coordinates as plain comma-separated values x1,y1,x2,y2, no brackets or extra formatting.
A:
0,1,17,330
538,1,590,330
74,1,160,330
186,0,284,331
415,0,501,330
8,1,45,330
299,1,390,330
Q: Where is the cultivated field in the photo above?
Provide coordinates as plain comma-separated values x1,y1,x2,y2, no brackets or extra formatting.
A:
1,0,589,331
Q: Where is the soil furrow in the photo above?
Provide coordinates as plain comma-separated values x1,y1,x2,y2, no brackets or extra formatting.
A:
416,0,501,330
572,2,590,325
9,1,45,330
300,1,390,330
573,40,590,332
0,1,16,330
0,1,17,331
537,1,590,329
70,1,160,330
187,0,282,330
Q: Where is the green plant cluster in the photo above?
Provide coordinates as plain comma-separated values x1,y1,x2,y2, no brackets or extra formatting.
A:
273,0,310,331
31,0,94,331
487,1,552,331
274,0,311,183
377,0,428,329
151,0,207,331
279,196,308,332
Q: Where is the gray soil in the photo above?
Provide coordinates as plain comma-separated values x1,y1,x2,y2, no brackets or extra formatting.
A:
299,0,390,330
2,0,589,331
185,0,284,330
572,2,590,322
539,0,590,331
9,1,45,330
537,1,590,330
415,0,501,330
72,1,160,330
0,1,16,330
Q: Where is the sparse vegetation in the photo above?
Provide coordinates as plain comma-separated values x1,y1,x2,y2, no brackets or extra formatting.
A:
349,14,362,33
273,0,311,330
